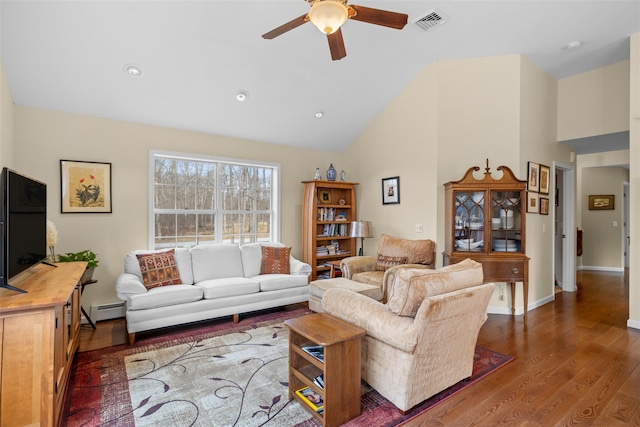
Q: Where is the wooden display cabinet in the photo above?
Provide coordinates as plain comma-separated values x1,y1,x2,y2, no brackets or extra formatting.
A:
285,313,366,427
302,180,358,280
0,262,86,427
443,160,530,318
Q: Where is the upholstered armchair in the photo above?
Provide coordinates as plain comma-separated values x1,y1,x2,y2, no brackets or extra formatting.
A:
323,259,494,412
340,234,436,301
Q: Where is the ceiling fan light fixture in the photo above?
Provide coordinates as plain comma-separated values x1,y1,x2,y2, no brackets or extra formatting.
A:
309,0,348,35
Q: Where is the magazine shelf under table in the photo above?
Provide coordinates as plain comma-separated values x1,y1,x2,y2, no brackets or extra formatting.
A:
285,313,365,427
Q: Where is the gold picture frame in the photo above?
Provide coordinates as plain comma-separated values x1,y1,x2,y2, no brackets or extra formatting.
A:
539,164,550,195
588,195,614,210
60,160,112,213
540,197,549,215
318,189,332,204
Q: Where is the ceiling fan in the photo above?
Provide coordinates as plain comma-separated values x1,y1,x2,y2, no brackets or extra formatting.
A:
262,0,408,61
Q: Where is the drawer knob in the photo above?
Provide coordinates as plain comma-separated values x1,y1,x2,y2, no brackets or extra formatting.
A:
511,268,519,274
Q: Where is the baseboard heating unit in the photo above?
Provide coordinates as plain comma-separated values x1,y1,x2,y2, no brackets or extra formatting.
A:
90,302,126,321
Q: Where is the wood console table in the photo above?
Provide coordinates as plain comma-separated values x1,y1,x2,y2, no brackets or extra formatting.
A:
285,313,365,427
0,261,86,427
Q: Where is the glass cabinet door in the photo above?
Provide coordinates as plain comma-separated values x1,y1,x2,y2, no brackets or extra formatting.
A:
490,190,523,253
453,191,485,252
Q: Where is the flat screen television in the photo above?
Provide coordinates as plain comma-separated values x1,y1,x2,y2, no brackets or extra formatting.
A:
0,167,48,293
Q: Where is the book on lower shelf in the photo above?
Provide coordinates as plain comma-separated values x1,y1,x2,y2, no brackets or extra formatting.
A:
301,345,324,362
295,386,324,413
313,374,324,389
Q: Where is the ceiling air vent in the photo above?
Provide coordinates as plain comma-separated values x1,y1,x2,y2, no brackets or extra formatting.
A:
414,9,446,32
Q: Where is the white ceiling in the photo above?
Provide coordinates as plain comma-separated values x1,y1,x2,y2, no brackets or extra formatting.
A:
1,1,639,153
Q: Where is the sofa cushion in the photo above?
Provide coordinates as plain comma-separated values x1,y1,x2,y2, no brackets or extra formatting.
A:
125,247,194,285
196,277,260,299
127,284,203,311
136,249,183,290
376,255,408,272
253,274,309,292
352,270,384,287
191,244,244,282
240,242,286,278
378,234,435,265
386,258,484,317
260,246,291,274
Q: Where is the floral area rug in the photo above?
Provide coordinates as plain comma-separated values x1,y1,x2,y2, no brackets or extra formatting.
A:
61,308,513,427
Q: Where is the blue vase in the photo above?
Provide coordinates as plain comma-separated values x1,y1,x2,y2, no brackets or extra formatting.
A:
326,164,337,181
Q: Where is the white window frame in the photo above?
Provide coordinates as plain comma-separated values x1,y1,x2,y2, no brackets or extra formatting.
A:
148,149,281,249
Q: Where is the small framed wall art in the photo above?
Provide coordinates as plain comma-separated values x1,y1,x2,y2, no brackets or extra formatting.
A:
526,191,539,213
382,176,400,205
540,197,549,215
539,164,550,195
527,162,539,193
60,160,112,213
588,194,615,210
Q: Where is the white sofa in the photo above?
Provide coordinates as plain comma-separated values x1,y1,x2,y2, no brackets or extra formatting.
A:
116,243,311,344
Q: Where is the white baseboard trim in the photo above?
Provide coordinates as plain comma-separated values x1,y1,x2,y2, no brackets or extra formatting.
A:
578,266,624,273
487,294,555,316
627,319,640,330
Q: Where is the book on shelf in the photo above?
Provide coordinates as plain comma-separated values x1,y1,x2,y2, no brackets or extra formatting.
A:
295,386,324,412
301,345,325,362
313,374,325,389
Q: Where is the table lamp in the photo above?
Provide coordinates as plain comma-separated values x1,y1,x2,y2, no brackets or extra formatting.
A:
350,220,373,256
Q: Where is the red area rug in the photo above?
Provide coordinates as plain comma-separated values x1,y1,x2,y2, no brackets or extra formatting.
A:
61,308,512,427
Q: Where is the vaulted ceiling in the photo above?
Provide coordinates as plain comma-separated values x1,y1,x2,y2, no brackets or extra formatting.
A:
2,1,639,152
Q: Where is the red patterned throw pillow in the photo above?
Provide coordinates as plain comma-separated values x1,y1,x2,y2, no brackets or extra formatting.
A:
136,249,182,290
260,246,291,274
376,254,408,271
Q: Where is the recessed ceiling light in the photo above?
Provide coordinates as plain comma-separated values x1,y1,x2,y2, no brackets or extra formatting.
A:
236,91,249,102
315,111,324,118
124,64,142,77
564,41,583,51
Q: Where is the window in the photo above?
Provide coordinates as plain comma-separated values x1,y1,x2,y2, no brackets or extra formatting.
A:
150,151,279,249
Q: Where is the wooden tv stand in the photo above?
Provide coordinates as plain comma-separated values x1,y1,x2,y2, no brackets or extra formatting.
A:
0,262,86,427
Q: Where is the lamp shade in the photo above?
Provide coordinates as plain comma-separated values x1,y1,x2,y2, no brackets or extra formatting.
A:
309,0,348,35
350,220,373,238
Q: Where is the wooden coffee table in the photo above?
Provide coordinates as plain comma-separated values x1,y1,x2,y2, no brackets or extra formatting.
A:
285,313,366,427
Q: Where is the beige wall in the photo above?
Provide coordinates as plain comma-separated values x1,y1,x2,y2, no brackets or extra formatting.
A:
0,61,14,167
580,167,628,269
343,63,439,252
12,106,343,308
629,33,640,328
558,60,630,141
346,54,570,314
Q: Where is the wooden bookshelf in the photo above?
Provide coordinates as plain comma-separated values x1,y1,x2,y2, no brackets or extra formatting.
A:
285,313,365,427
301,180,358,280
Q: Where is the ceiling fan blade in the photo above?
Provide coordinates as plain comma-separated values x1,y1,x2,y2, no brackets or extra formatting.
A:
348,5,408,30
262,14,309,39
327,29,346,61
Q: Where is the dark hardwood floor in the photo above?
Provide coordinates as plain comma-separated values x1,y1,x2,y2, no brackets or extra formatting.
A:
79,270,639,426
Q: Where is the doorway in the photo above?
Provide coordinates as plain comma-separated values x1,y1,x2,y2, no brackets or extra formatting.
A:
624,182,630,269
553,162,577,292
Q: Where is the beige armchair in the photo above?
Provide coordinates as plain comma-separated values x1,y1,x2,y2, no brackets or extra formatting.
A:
340,234,436,301
322,259,494,412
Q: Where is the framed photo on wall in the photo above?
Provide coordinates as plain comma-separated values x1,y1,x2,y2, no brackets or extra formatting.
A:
382,176,400,205
588,194,615,210
526,192,539,213
60,160,112,213
540,197,549,215
539,164,550,195
527,162,540,193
